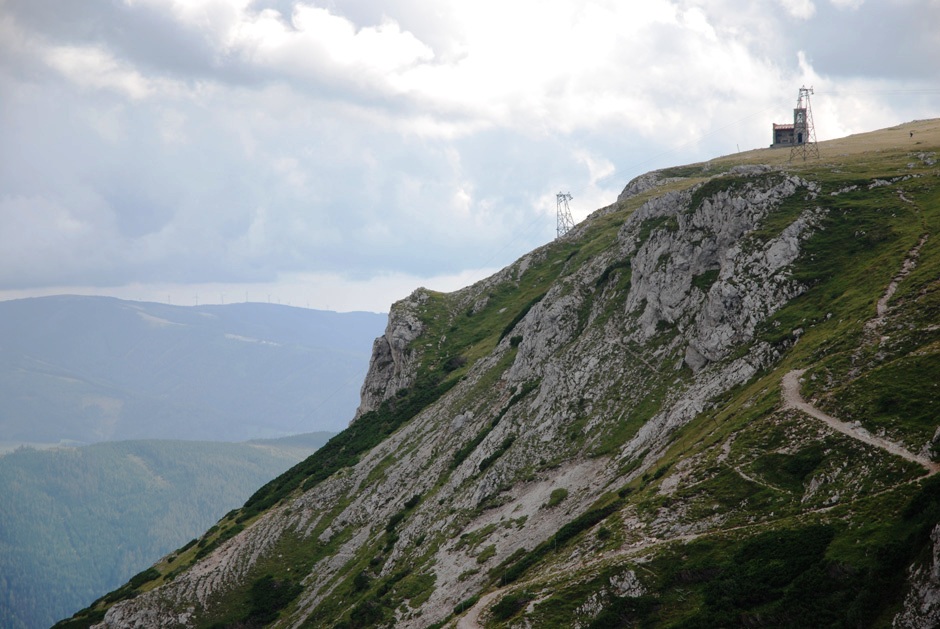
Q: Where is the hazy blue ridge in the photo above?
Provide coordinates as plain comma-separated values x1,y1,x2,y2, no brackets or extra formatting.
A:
0,296,387,442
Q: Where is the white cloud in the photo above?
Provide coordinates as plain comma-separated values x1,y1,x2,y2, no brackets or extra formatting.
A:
12,2,797,141
796,50,824,87
43,45,161,99
124,0,252,47
1,0,937,312
376,0,791,143
291,8,433,72
777,0,817,19
158,108,188,145
0,193,115,285
273,156,308,189
575,150,616,192
226,4,434,85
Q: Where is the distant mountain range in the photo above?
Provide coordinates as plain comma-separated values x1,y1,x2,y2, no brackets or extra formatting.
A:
0,296,387,443
0,434,333,629
0,297,381,628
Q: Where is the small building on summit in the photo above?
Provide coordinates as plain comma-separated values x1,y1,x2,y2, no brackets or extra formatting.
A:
770,108,808,148
772,122,795,147
772,87,819,160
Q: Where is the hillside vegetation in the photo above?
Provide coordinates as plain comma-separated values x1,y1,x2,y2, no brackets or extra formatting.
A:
0,434,332,629
61,119,940,628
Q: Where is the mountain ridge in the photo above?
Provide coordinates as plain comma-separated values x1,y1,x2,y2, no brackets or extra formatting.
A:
62,118,940,628
0,296,387,442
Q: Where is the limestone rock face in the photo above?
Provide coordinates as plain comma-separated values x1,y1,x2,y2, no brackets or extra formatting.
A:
895,523,940,629
616,170,680,203
508,170,818,394
353,289,427,420
618,173,818,367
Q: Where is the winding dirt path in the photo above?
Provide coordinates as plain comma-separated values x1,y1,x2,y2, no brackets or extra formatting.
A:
782,369,939,476
863,233,928,343
454,369,939,628
456,591,501,629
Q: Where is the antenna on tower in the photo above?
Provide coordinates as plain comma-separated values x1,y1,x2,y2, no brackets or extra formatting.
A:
556,192,574,238
789,86,819,162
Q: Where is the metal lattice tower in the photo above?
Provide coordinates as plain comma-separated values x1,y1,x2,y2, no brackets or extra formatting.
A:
789,86,819,162
556,192,574,238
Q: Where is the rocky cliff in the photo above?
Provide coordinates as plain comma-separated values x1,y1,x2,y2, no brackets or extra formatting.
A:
62,120,940,629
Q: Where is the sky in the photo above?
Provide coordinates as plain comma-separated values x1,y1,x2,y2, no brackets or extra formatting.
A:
1,0,938,313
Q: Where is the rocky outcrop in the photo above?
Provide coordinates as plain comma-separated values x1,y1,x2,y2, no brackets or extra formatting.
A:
353,289,428,420
616,170,681,203
619,172,819,364
895,524,940,629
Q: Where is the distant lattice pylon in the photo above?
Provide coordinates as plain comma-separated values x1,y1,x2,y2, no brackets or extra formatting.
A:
556,192,574,238
789,86,820,162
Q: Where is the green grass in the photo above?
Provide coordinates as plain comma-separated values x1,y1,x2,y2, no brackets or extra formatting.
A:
518,474,940,628
825,354,940,455
545,488,569,508
454,594,480,615
234,372,455,522
657,162,722,179
595,258,631,289
476,544,497,564
219,574,303,627
748,190,814,243
493,494,625,586
749,444,825,493
592,372,670,457
690,268,719,293
490,590,535,622
479,435,516,472
456,523,498,551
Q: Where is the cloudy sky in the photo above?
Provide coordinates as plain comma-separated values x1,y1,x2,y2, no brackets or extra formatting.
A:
1,0,938,313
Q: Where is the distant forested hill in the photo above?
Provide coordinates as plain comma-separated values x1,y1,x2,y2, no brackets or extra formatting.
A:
0,434,332,629
0,296,386,443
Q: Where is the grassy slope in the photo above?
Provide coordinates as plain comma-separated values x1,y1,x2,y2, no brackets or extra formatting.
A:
59,120,940,628
482,122,940,628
